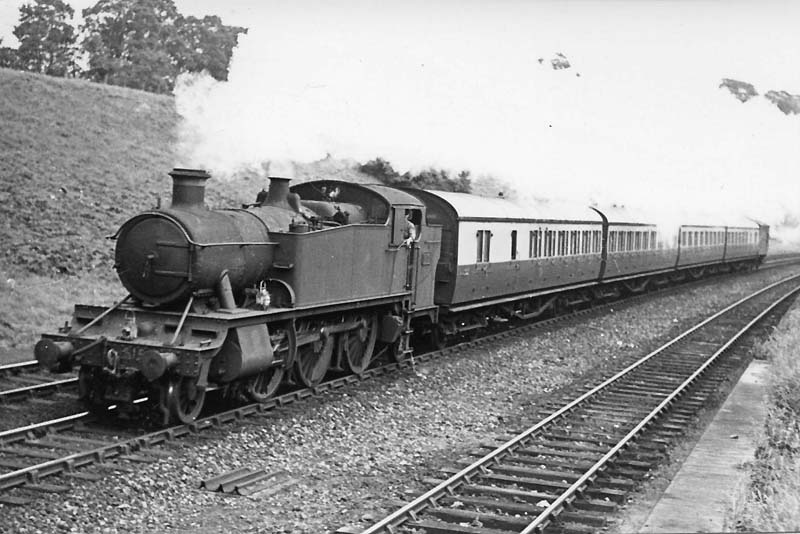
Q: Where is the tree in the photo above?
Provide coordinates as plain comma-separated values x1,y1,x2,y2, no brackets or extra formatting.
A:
359,158,472,193
81,0,181,93
0,39,21,69
174,15,246,81
81,0,247,93
12,0,78,77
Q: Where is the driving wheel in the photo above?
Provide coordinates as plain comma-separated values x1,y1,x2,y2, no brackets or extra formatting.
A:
294,322,334,387
246,326,294,401
166,375,206,424
339,315,378,375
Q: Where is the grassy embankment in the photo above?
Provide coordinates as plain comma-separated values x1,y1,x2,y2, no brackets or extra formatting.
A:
0,68,369,358
0,68,177,356
728,301,800,531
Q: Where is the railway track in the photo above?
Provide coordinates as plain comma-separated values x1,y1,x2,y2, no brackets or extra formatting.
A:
355,274,800,534
0,264,798,507
0,361,77,404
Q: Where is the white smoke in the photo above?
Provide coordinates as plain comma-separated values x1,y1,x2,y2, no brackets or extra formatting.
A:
174,1,800,248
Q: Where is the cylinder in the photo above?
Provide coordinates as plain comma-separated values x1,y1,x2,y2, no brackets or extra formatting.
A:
35,339,74,371
139,350,178,381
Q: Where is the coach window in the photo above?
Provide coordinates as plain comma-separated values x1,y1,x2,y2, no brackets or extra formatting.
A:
511,230,518,260
542,230,550,257
476,230,491,262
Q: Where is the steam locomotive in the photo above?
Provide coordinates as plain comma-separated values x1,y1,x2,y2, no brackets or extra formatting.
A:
35,168,768,424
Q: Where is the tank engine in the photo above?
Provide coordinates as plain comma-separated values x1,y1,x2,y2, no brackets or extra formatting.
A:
36,169,439,424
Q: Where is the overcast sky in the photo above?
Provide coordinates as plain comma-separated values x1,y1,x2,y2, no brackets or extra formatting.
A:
2,1,799,239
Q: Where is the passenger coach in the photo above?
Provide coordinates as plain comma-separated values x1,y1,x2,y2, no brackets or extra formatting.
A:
405,189,766,339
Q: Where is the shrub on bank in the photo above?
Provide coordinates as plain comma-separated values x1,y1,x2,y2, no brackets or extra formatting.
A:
729,304,800,531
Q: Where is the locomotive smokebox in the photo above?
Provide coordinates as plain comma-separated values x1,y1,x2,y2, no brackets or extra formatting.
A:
114,168,275,306
265,176,291,208
169,168,210,209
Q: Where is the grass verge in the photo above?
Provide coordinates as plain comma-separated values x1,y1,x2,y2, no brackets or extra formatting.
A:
728,302,800,531
0,269,122,362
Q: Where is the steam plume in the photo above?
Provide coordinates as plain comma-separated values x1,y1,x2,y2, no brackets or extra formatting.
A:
174,2,800,248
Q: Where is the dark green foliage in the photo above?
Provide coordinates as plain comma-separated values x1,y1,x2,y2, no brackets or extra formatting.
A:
12,0,78,77
81,0,182,93
359,157,472,193
0,39,22,69
173,15,247,82
80,0,246,93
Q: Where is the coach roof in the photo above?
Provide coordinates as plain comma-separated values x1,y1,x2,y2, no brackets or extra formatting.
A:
424,190,602,223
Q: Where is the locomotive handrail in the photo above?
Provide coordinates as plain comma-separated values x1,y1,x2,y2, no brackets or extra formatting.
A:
75,296,131,335
107,211,277,247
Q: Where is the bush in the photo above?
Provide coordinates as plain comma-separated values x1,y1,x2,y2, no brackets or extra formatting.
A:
729,306,800,531
359,157,472,193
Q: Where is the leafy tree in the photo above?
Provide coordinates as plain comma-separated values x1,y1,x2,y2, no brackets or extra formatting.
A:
0,39,21,69
80,0,246,93
359,157,400,184
12,0,78,76
173,15,246,81
81,0,181,93
359,158,472,193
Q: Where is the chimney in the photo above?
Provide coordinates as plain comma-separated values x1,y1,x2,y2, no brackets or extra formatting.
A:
169,168,210,209
266,176,291,207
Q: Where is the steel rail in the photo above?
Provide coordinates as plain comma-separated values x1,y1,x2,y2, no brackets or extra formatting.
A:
0,377,78,401
0,361,38,374
521,281,800,533
0,412,90,443
359,273,800,534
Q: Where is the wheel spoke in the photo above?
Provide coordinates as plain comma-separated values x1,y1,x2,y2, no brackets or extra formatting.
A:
294,322,333,387
166,375,206,424
343,315,378,374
